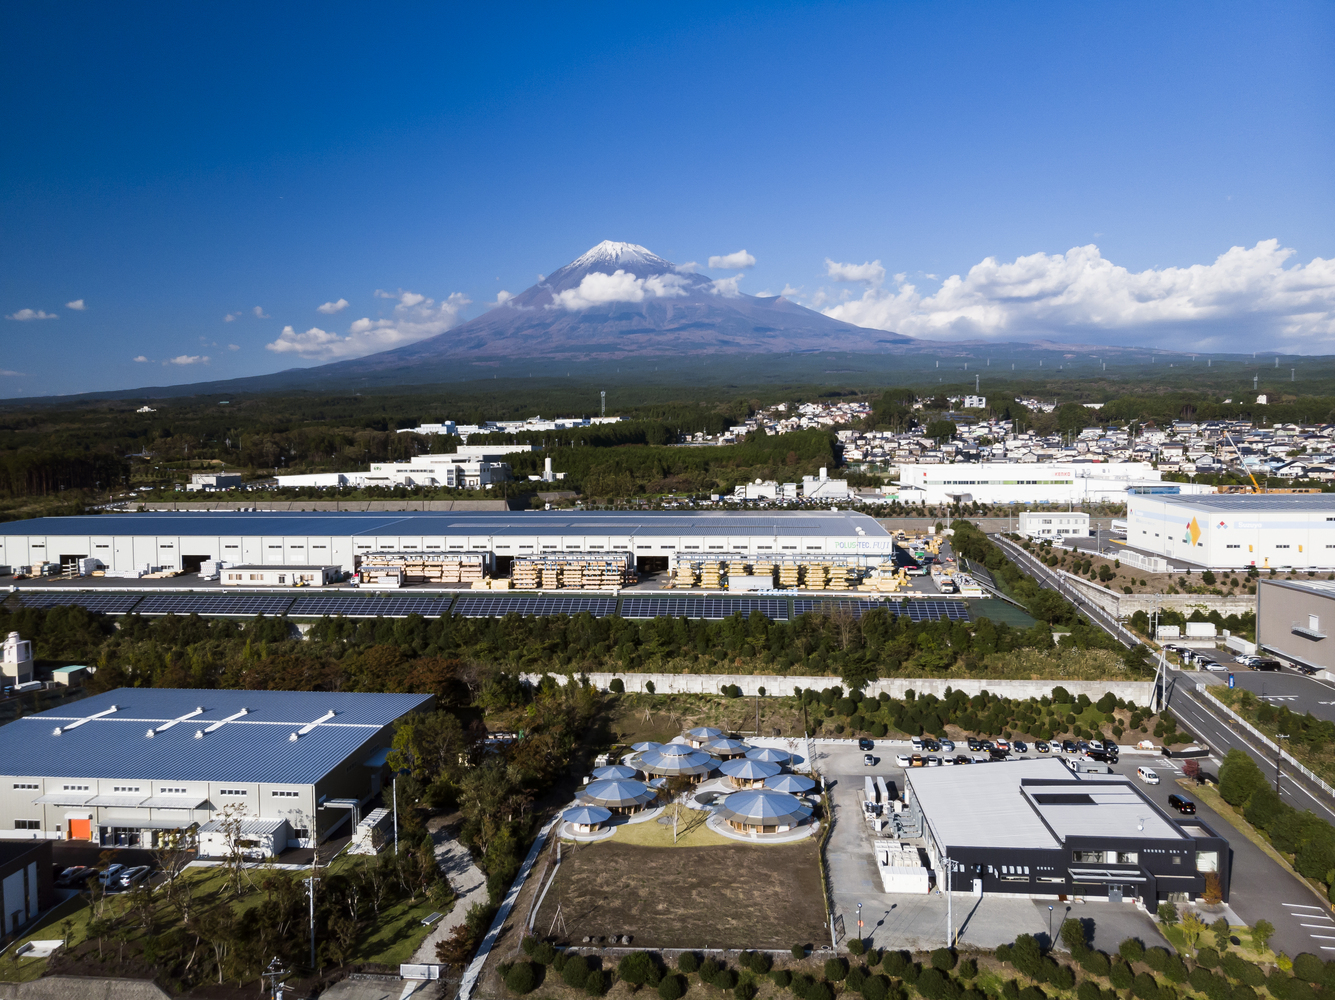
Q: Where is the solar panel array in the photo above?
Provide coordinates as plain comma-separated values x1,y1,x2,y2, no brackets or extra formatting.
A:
619,597,789,621
132,593,297,616
289,595,452,618
900,600,971,622
452,596,619,618
792,599,885,619
16,592,147,615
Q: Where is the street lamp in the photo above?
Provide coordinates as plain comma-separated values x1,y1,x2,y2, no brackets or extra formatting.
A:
857,902,863,949
1276,734,1290,793
1048,904,1054,943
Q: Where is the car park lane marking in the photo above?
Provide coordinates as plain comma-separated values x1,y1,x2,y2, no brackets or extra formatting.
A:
1285,903,1326,908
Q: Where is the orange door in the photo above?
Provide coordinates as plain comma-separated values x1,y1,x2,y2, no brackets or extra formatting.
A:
68,819,91,841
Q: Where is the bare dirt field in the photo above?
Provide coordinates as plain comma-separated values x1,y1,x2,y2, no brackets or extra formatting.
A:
532,838,827,950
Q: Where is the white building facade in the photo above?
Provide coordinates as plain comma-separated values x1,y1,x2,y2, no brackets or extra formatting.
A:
1126,493,1335,570
1017,512,1091,540
894,462,1185,505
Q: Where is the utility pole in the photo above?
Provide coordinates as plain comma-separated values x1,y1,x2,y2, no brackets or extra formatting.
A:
600,390,606,418
1276,734,1289,793
944,857,953,948
306,848,321,971
393,777,398,853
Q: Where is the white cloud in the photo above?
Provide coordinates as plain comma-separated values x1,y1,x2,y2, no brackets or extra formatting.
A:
252,306,269,318
676,261,701,274
65,299,86,311
133,355,150,363
780,283,801,297
709,274,745,298
267,289,470,360
552,269,690,311
821,240,1335,351
0,369,22,376
5,308,57,321
224,311,240,322
165,354,209,366
825,258,886,286
708,250,756,270
317,297,349,315
227,343,240,351
491,290,515,308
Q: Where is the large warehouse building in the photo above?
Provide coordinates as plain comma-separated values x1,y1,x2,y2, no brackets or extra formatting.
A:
1125,493,1335,570
905,758,1229,905
0,688,432,852
893,462,1204,506
1256,578,1335,673
0,509,895,577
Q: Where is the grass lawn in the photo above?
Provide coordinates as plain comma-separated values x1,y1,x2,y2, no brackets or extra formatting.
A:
598,805,733,849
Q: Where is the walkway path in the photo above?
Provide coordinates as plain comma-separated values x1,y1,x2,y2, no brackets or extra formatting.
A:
411,818,488,964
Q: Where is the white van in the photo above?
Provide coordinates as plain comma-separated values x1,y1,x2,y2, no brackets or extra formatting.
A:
1137,766,1161,785
911,737,924,751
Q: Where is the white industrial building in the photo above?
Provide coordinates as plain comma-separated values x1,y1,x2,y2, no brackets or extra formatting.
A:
1126,493,1335,570
399,416,624,439
0,509,896,577
1017,512,1091,539
893,462,1214,505
0,688,432,850
276,445,534,490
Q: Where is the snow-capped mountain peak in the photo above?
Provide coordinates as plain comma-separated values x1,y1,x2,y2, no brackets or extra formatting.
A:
567,240,674,272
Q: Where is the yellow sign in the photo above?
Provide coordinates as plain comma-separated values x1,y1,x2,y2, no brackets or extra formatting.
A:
1188,517,1202,546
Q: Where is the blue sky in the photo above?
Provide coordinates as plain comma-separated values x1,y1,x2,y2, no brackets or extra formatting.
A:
3,1,1333,396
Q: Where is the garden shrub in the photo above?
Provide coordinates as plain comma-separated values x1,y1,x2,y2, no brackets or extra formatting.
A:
1197,948,1220,969
1163,957,1187,984
932,948,957,971
1221,954,1265,986
521,937,537,956
657,975,684,1000
737,983,758,1000
699,959,720,985
1120,939,1146,963
902,962,921,986
861,975,889,1000
825,957,849,982
553,951,569,973
958,958,978,980
1018,987,1047,1000
749,952,773,974
1293,955,1326,983
609,678,625,693
563,955,590,989
620,951,662,988
1232,988,1258,1000
505,963,538,995
678,952,700,974
793,944,808,960
771,971,793,989
849,939,866,956
847,966,867,992
1078,983,1102,1000
995,945,1014,965
807,983,835,1000
714,970,738,991
1132,972,1161,1000
1049,965,1075,991
916,969,959,1000
883,951,910,977
1110,964,1134,990
1010,935,1044,979
586,971,607,997
1080,951,1110,977
1001,981,1020,1000
530,940,557,965
1144,947,1170,973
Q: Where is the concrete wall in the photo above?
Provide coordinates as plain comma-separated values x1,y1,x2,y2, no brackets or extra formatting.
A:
1257,580,1335,671
520,671,1154,703
1057,571,1255,619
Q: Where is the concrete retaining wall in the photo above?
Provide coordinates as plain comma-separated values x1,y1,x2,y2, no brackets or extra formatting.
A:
1057,571,1255,618
521,671,1153,703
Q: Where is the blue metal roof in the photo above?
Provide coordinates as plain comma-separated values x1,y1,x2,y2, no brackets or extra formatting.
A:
0,509,886,538
0,688,433,785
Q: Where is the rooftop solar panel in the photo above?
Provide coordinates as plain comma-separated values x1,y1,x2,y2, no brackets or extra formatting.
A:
619,597,788,620
901,600,971,622
452,596,619,618
288,595,451,618
15,592,146,614
132,593,296,616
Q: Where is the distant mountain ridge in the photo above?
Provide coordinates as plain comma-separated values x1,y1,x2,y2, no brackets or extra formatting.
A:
328,240,911,374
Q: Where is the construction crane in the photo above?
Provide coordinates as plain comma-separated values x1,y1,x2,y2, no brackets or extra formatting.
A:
1225,432,1264,493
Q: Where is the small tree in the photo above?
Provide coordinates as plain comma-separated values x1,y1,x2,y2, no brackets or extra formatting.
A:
1158,902,1180,926
1212,918,1231,950
1252,919,1275,954
1180,911,1206,949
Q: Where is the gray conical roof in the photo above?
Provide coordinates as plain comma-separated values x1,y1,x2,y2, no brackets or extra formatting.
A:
563,805,612,826
580,778,657,808
765,773,816,794
717,788,813,826
719,757,783,781
591,764,638,781
638,746,715,776
745,746,792,764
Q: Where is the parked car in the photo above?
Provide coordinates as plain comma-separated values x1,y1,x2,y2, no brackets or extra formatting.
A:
910,754,925,767
116,866,151,889
923,739,941,752
911,737,924,750
981,740,996,752
995,739,1011,752
940,739,956,752
1013,741,1029,753
971,754,989,763
1202,661,1227,672
54,866,93,888
1061,740,1078,754
1136,766,1161,785
988,748,1010,761
1253,659,1282,671
926,755,942,767
954,755,971,765
863,753,876,766
1035,740,1050,754
966,737,983,751
1167,794,1196,814
98,864,125,887
896,753,911,767
1236,654,1261,666
1298,665,1319,676
858,738,874,750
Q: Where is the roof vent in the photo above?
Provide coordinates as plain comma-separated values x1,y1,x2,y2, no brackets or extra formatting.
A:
194,729,204,739
290,732,299,742
145,729,155,738
51,727,62,736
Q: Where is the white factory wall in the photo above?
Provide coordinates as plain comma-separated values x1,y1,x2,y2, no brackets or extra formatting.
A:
894,462,1165,505
1128,496,1335,569
0,529,899,574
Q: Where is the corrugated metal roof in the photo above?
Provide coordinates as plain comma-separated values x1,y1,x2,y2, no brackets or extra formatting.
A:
0,509,887,539
0,688,432,786
1154,494,1335,511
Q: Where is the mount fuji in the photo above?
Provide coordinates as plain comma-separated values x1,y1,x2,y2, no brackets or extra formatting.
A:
322,240,910,374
